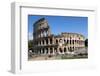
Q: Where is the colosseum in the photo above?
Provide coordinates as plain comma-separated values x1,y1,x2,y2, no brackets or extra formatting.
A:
30,17,87,58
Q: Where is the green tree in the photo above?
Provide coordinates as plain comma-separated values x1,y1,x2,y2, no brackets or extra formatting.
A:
85,39,88,47
28,40,33,50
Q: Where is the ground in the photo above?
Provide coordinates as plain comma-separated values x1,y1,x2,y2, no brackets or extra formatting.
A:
28,48,88,61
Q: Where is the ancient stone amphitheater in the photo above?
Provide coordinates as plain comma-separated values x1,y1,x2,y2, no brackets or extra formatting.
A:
32,18,86,56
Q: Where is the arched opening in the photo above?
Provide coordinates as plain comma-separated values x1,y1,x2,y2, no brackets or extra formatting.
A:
59,48,63,53
73,47,74,51
42,40,44,45
46,48,48,54
46,39,48,45
69,47,72,52
50,48,53,53
77,40,79,44
69,47,74,52
70,37,72,40
40,48,42,54
64,39,66,43
72,40,74,44
70,40,71,44
44,31,47,37
59,39,62,43
68,47,69,51
64,48,66,52
41,32,43,37
67,40,69,44
42,48,45,54
75,40,76,44
56,39,58,44
50,38,52,44
39,49,41,54
54,48,57,53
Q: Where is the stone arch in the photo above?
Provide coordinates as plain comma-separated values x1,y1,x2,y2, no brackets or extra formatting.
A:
73,47,74,51
54,48,57,53
46,48,48,54
43,31,47,37
64,47,67,52
42,40,44,45
56,39,58,44
70,40,71,45
46,38,48,45
67,39,69,44
42,48,45,54
64,39,66,43
72,40,74,44
59,48,63,53
41,31,43,37
50,48,53,53
59,39,63,43
50,38,52,44
69,47,72,52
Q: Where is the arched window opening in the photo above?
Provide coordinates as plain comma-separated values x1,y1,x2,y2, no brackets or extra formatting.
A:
46,39,48,45
64,48,66,52
59,39,62,43
46,48,48,53
42,48,45,54
50,48,53,53
56,39,58,44
50,38,52,44
59,48,62,53
42,40,44,45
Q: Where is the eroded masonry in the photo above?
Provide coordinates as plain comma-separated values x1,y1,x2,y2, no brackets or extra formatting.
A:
32,18,86,56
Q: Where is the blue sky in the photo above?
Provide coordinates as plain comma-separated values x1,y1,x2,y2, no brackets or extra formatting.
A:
28,15,88,40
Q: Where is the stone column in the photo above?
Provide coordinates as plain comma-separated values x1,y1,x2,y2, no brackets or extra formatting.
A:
44,48,46,55
39,41,41,46
52,48,55,55
66,47,68,54
48,38,50,45
46,48,48,54
46,30,48,36
41,40,43,46
52,37,54,44
40,49,41,54
59,48,61,54
41,32,43,37
46,30,47,36
44,40,46,45
68,39,70,46
48,48,50,55
48,29,51,36
43,31,45,37
62,48,64,54
41,49,42,54
57,47,59,54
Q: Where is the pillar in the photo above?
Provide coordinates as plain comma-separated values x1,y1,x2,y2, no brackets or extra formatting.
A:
48,48,50,55
41,32,43,37
44,48,46,55
52,37,54,44
48,38,50,45
52,48,55,55
41,40,43,46
44,40,46,45
41,49,42,54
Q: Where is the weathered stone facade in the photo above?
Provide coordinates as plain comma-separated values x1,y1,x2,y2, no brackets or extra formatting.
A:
32,18,85,55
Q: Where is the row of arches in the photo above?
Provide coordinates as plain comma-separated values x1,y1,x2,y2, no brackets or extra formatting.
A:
55,38,84,46
33,47,80,55
35,27,51,38
34,38,84,47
